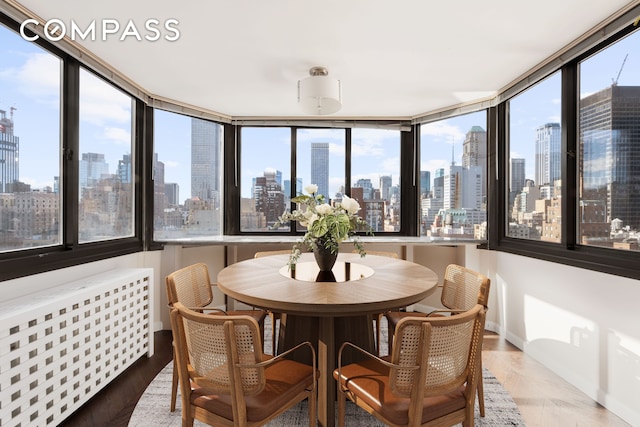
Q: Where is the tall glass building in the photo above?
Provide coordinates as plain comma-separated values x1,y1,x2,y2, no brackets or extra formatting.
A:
580,85,640,231
310,142,329,198
535,123,561,187
191,118,222,203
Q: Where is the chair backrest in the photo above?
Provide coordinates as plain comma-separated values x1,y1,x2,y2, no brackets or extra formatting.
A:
440,264,490,311
166,263,214,309
390,304,485,399
170,301,266,396
254,250,292,258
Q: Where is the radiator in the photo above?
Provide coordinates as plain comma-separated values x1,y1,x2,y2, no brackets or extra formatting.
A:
0,268,154,427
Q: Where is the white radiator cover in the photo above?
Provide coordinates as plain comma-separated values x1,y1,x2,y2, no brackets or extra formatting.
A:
0,268,154,427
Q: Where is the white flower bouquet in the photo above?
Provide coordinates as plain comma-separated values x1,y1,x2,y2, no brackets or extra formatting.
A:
274,184,372,267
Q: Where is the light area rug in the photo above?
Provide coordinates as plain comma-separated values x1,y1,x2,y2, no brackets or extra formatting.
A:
129,316,525,426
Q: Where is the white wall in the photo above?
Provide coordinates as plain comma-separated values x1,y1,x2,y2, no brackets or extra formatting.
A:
465,246,640,426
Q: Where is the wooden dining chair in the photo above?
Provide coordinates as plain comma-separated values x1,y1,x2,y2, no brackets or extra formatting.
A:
169,302,318,427
165,262,268,412
253,250,294,355
385,263,491,417
334,304,486,427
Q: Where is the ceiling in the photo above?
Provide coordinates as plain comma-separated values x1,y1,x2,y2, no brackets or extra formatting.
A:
9,0,639,119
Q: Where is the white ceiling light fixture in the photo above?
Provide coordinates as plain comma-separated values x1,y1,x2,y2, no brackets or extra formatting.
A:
297,66,342,115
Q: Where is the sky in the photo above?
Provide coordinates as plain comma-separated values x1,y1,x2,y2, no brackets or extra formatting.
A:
2,21,640,201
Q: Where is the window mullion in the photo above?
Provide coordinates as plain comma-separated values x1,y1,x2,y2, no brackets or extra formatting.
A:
561,64,578,249
63,59,80,248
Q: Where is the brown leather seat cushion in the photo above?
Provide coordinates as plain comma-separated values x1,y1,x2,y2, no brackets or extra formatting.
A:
191,356,315,422
334,358,465,425
226,310,267,324
386,310,428,327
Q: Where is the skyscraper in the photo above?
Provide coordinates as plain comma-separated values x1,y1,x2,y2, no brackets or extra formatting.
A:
253,169,285,226
535,123,561,188
354,178,374,200
379,175,392,200
509,158,526,214
462,126,487,199
510,158,526,193
79,153,109,188
420,170,431,197
311,142,329,198
443,164,482,210
580,85,640,229
0,109,18,193
191,118,222,202
117,154,133,184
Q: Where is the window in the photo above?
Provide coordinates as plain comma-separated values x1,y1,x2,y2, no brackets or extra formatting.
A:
78,68,135,243
240,127,290,232
507,72,562,242
153,111,224,239
420,111,487,240
0,23,62,252
578,29,640,251
239,125,405,235
351,128,401,232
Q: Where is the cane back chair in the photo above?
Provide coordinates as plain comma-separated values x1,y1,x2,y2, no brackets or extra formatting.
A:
170,302,317,426
166,262,268,412
335,304,486,427
385,264,490,416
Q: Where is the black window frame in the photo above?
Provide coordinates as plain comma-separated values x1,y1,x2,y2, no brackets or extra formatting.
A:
0,13,145,282
490,21,640,281
225,124,419,237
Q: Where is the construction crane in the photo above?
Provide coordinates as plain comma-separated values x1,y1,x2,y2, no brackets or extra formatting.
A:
612,53,628,86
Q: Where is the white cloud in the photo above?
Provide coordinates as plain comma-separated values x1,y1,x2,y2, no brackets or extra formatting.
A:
79,70,132,126
352,139,384,156
0,52,60,106
18,53,60,96
103,126,131,145
421,159,449,173
328,142,345,156
381,156,400,174
351,128,396,157
420,121,465,145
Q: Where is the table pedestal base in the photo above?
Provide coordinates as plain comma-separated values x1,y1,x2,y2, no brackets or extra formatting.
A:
278,314,375,427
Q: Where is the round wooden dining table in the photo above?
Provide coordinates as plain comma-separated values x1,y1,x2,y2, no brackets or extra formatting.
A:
217,252,438,427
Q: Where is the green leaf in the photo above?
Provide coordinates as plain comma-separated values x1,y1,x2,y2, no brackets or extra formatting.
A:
291,195,312,204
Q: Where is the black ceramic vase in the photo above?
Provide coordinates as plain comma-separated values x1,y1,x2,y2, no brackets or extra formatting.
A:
313,241,338,272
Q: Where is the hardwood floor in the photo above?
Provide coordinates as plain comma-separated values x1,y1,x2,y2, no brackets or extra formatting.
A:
59,330,630,427
482,331,630,427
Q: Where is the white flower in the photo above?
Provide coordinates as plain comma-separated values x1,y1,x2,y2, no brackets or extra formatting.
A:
315,203,333,215
304,184,318,195
341,195,360,215
300,210,318,227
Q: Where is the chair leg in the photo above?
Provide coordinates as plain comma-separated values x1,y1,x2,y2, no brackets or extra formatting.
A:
386,313,395,352
270,312,280,355
308,387,317,427
477,360,485,417
337,384,346,427
375,313,382,356
171,350,178,412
